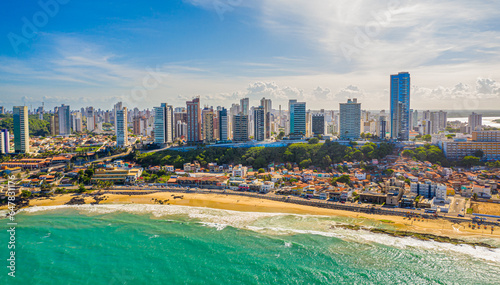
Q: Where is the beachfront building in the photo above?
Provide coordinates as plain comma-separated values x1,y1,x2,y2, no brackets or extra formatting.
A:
410,181,446,199
91,167,143,185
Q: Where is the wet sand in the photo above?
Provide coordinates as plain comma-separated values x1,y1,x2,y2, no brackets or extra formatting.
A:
4,191,499,240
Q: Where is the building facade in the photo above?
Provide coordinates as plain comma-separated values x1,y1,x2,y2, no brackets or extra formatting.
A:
390,72,411,140
339,98,361,140
289,100,306,136
233,114,249,142
13,106,29,153
187,97,201,142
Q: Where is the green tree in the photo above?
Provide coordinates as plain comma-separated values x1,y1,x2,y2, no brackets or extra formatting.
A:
473,149,484,159
77,184,86,193
461,156,480,167
308,137,319,144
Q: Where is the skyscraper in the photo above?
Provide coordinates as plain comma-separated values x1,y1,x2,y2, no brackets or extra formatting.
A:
260,98,272,139
86,107,96,132
240,98,249,116
154,103,174,144
115,104,128,147
218,107,228,141
312,113,325,136
202,107,215,143
233,114,249,142
13,106,29,153
289,100,306,136
50,111,59,136
390,72,411,141
187,97,201,142
72,112,83,133
468,112,482,133
254,106,265,141
58,104,71,136
0,129,9,154
339,98,361,140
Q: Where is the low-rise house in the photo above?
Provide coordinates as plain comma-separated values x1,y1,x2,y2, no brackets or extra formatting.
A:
232,165,248,178
473,185,492,199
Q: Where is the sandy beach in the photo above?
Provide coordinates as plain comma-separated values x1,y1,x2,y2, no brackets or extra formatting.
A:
4,191,500,241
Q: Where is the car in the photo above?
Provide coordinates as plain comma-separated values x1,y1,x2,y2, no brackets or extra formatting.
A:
358,201,362,204
340,201,345,204
458,214,464,217
456,202,459,205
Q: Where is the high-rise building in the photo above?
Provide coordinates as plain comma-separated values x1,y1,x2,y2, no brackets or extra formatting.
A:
154,103,174,144
72,112,83,133
50,111,59,136
58,104,71,136
289,100,306,136
115,104,128,147
0,129,9,154
218,108,228,141
260,98,272,139
339,98,361,140
233,114,249,142
254,106,265,141
240,98,249,116
175,121,187,139
468,112,482,133
187,97,201,142
312,113,325,136
390,72,411,140
86,107,96,132
202,107,215,143
378,116,387,139
133,116,146,136
13,106,29,153
438,110,447,131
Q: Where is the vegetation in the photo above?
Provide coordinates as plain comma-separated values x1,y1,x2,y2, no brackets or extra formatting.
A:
401,144,448,165
133,141,394,170
21,190,32,198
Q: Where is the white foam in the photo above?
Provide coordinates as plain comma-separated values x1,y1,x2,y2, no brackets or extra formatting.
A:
19,203,500,262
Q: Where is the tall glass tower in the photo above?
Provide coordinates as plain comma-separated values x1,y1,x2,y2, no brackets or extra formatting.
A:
390,72,411,141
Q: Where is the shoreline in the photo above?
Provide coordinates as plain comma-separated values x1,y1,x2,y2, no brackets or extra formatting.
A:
3,191,500,245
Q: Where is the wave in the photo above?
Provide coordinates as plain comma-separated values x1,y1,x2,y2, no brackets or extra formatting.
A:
20,203,500,263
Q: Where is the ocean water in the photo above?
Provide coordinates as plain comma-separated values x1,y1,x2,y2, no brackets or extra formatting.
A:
1,204,500,285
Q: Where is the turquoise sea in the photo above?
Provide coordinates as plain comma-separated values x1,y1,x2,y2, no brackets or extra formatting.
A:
1,204,500,284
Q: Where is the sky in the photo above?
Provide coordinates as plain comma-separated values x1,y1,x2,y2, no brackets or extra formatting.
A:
0,0,499,112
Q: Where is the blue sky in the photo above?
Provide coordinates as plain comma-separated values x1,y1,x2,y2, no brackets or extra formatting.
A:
1,0,499,111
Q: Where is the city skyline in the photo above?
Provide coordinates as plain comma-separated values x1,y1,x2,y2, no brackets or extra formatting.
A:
1,1,499,110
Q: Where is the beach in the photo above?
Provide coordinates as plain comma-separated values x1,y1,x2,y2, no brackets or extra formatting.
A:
7,191,500,242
